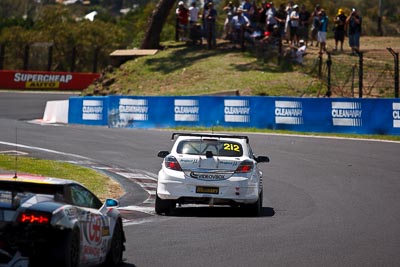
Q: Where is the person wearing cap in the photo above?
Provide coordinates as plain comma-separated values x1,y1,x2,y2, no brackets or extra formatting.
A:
333,8,347,51
293,39,307,64
231,7,251,48
176,1,189,41
310,4,321,47
346,8,362,55
317,9,328,54
223,1,236,39
265,2,277,32
289,4,300,45
203,1,217,48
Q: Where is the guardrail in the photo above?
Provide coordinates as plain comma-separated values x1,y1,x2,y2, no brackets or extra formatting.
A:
67,96,400,135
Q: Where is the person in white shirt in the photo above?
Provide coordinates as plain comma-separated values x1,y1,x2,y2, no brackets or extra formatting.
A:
189,1,199,25
289,4,300,45
293,39,307,65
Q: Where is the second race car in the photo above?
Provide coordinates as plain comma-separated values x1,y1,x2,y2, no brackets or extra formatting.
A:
0,173,125,267
156,133,270,216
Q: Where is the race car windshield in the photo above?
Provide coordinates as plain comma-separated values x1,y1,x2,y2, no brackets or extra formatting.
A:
0,182,64,209
177,140,243,157
0,191,56,209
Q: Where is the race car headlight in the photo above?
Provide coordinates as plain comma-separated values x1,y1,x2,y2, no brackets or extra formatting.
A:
18,211,52,225
235,160,254,173
164,156,182,171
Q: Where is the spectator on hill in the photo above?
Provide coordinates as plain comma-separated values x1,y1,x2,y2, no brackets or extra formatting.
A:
298,4,311,46
176,1,189,41
202,0,213,27
189,1,199,26
223,1,236,39
265,2,277,32
333,8,347,52
346,8,362,56
310,4,321,47
317,9,328,54
284,1,294,44
240,0,253,20
204,1,217,48
275,3,287,40
293,39,307,65
289,4,300,45
231,7,251,48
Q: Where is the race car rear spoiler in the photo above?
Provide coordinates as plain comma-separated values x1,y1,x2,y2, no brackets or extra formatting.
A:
171,133,249,143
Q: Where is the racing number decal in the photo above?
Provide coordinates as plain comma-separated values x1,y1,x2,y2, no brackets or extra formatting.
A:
84,214,103,245
223,143,240,152
89,215,102,244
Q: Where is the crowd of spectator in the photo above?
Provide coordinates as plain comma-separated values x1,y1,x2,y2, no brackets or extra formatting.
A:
175,1,362,59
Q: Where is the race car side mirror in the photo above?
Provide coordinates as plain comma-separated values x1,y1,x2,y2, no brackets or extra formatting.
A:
158,151,170,158
105,198,119,207
255,156,270,163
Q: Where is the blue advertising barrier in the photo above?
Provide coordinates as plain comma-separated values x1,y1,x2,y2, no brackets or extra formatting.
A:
68,96,400,135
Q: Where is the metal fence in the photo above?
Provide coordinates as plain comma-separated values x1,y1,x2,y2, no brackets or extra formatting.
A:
310,48,399,98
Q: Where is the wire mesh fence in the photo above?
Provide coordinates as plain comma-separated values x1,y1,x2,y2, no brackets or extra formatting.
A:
306,48,399,98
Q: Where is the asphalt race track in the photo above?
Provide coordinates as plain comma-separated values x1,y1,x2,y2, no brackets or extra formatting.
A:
1,92,400,267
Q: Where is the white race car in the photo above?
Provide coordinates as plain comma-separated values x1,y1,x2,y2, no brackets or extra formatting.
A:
156,133,270,216
0,173,125,267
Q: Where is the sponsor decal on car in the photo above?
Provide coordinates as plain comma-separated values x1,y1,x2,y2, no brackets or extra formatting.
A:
190,172,227,180
83,214,103,245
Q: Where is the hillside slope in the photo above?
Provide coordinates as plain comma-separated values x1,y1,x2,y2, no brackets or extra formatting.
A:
84,37,400,98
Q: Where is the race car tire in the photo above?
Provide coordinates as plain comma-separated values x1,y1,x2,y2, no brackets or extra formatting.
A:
59,227,80,267
242,191,263,217
105,220,124,266
155,194,174,215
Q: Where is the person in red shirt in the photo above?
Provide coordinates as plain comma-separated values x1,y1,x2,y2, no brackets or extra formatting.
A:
176,1,189,41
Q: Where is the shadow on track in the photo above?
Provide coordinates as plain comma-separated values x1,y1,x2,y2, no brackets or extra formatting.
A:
167,206,275,218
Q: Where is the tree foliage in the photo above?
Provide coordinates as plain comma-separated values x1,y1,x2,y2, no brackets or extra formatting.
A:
0,4,126,71
0,0,398,71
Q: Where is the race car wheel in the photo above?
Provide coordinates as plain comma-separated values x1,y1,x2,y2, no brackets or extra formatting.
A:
243,191,263,217
60,227,80,267
155,194,174,215
105,220,124,266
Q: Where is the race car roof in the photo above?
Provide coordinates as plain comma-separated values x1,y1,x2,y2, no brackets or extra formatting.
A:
0,173,75,185
171,133,249,143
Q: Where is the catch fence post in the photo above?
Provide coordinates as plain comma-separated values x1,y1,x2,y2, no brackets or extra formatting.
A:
326,52,332,97
0,44,4,70
70,46,76,72
47,44,53,71
318,53,323,78
387,48,399,98
358,52,363,98
23,44,30,70
93,47,99,73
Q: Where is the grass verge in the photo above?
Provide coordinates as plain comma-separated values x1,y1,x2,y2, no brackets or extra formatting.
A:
0,155,123,201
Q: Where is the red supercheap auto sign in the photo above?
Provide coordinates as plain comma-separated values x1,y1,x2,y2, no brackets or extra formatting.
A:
0,70,100,90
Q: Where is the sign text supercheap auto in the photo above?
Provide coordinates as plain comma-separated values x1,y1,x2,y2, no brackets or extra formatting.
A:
14,73,73,88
